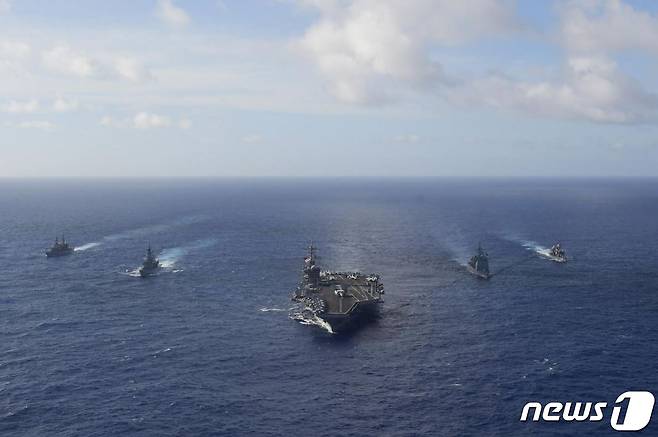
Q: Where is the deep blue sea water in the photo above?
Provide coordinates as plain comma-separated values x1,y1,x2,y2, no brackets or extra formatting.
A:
0,178,656,436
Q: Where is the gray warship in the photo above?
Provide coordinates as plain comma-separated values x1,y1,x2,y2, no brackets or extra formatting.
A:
45,236,74,257
544,242,567,263
139,245,160,277
467,243,490,279
292,244,384,333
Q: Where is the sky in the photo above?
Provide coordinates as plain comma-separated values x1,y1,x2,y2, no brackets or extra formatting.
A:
1,0,658,177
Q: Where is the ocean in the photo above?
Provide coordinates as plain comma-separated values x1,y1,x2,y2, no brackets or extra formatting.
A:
0,178,656,436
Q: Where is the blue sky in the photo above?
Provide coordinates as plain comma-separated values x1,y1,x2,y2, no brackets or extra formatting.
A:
1,0,657,177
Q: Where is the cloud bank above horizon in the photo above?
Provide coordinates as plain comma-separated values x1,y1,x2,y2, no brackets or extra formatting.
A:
1,0,657,177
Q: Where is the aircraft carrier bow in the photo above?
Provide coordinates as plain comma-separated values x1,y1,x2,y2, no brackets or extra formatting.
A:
292,244,384,333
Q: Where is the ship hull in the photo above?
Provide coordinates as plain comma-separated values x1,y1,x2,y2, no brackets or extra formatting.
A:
45,250,74,258
539,252,567,263
139,268,159,278
467,265,490,279
320,300,382,333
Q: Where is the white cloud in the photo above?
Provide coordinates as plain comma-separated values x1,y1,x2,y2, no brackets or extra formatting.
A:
156,0,191,28
101,113,191,129
42,45,151,82
53,96,78,112
0,40,30,59
4,97,81,115
42,45,99,78
100,115,128,128
449,55,658,123
560,0,658,55
393,134,421,144
297,0,658,123
299,0,518,104
241,134,262,143
114,56,151,82
0,0,10,14
215,0,228,12
504,0,658,123
17,120,54,130
292,0,343,15
2,0,655,128
0,39,31,72
133,111,170,129
2,99,39,114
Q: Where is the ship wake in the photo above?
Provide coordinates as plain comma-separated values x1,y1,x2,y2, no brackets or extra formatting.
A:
289,305,334,334
158,238,218,272
123,268,142,278
521,240,551,258
438,230,471,267
75,215,211,252
105,215,209,242
158,247,184,270
74,242,101,251
425,222,475,267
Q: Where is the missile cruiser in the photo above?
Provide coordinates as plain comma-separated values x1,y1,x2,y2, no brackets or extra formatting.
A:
139,245,160,278
292,244,384,333
543,242,567,263
467,243,490,279
46,236,74,257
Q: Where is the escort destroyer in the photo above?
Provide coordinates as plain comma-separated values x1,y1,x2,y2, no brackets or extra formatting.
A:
543,242,567,263
467,243,490,279
45,236,74,257
139,245,160,277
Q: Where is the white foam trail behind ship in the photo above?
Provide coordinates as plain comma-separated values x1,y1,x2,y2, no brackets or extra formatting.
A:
521,240,551,257
124,268,142,278
443,231,471,266
105,215,208,242
158,247,184,269
74,242,100,251
501,233,552,258
74,215,210,253
157,238,218,270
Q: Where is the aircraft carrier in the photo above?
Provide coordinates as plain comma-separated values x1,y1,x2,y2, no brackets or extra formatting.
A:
292,244,384,333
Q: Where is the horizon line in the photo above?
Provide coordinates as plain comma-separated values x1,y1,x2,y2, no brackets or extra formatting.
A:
1,175,657,180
